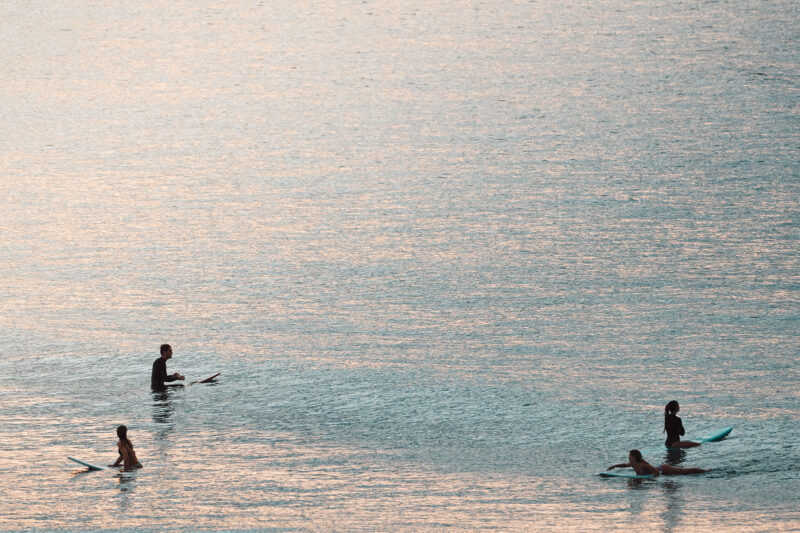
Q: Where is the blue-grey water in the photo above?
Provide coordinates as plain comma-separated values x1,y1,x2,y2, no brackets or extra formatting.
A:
1,0,798,531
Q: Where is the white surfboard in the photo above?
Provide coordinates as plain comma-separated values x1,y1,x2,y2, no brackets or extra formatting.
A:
190,372,221,385
67,456,107,471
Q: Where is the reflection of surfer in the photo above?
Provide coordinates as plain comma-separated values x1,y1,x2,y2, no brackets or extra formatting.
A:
152,389,174,424
664,400,700,448
109,425,143,471
607,450,709,477
151,344,185,390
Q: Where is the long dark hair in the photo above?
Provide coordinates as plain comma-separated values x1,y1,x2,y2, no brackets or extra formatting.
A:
664,400,679,432
117,425,132,447
629,449,643,462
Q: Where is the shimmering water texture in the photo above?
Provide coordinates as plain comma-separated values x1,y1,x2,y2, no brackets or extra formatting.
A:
1,0,799,531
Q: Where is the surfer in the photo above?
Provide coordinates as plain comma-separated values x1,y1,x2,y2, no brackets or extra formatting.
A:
664,400,700,448
607,449,710,477
151,344,185,390
109,425,142,471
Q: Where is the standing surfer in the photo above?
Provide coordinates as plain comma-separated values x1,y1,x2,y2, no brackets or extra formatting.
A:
151,344,185,390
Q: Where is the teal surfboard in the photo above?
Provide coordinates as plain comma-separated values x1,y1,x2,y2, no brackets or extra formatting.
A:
667,427,733,449
67,456,107,471
598,471,655,480
697,426,733,443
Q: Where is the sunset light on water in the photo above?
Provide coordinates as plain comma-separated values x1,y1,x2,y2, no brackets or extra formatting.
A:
1,0,798,531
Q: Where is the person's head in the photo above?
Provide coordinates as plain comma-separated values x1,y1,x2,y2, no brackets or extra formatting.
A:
628,449,643,464
117,425,129,443
665,400,680,417
160,344,172,360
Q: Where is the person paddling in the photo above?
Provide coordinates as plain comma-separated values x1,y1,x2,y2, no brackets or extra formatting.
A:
607,449,710,477
664,400,700,448
151,344,185,390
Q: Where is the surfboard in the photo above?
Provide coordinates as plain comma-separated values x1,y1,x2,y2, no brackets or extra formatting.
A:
598,471,655,479
190,372,220,385
666,427,733,449
698,426,733,443
67,456,107,471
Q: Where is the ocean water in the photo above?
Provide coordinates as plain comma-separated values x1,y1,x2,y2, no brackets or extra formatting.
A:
0,0,798,531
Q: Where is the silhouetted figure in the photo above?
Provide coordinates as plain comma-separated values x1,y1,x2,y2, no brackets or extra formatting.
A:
151,344,185,390
664,400,700,448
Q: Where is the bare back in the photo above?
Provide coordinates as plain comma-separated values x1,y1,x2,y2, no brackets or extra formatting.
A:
118,440,139,471
631,460,660,476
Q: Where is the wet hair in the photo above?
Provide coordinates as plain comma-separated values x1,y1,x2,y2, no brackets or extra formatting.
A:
629,449,643,462
160,344,171,355
117,425,131,446
664,400,680,432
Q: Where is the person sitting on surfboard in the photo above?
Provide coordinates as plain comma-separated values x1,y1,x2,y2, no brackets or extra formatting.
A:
151,344,185,390
607,449,709,477
664,400,700,448
109,425,142,471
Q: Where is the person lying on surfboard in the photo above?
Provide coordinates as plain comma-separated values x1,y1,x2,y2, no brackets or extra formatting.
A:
664,400,700,448
109,425,142,471
607,449,709,477
151,343,185,390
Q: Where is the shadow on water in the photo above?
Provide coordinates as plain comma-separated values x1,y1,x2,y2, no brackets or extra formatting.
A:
621,476,686,532
623,478,650,519
624,478,656,489
152,389,175,424
114,471,138,512
665,448,688,465
660,480,684,533
116,471,137,491
152,387,178,446
69,468,102,480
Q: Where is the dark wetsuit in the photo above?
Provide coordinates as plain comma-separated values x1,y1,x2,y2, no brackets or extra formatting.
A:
664,414,685,446
151,357,179,390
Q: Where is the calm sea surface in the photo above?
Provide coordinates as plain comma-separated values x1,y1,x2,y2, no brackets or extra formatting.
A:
1,0,798,531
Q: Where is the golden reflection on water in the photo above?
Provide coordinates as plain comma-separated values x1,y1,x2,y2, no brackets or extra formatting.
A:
0,430,656,530
1,0,798,529
1,378,793,530
5,430,549,530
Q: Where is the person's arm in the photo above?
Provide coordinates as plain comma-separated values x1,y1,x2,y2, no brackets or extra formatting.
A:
607,462,631,470
679,418,685,436
109,442,123,467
